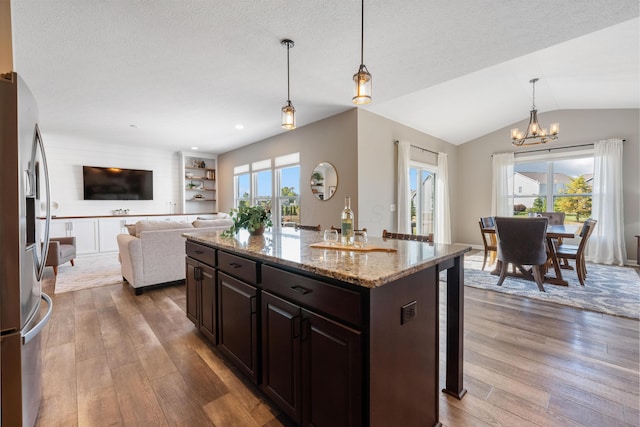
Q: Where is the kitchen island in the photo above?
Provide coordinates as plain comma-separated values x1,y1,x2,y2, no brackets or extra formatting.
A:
184,228,470,427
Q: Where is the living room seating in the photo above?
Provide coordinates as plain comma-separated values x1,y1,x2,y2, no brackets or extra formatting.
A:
494,216,549,292
556,219,597,286
117,217,232,294
45,237,76,276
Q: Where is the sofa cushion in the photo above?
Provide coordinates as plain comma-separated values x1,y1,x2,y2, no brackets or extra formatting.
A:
192,219,234,228
125,224,137,236
197,212,230,220
135,220,194,235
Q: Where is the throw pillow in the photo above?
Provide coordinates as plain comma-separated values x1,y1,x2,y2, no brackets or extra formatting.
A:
125,224,137,236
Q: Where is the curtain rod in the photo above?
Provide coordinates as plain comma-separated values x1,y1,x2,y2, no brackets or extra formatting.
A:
492,139,627,157
394,139,438,156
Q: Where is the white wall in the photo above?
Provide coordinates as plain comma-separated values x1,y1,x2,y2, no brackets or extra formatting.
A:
43,134,183,217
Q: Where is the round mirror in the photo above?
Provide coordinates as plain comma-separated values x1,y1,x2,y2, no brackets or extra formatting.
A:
310,162,337,201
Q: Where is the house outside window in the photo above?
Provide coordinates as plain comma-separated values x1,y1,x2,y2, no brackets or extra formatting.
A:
514,153,594,224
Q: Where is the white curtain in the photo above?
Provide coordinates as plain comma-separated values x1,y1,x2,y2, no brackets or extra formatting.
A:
586,138,627,265
397,141,411,233
435,152,451,243
491,152,514,216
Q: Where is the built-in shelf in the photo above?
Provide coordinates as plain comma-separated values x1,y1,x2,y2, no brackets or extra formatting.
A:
181,152,218,214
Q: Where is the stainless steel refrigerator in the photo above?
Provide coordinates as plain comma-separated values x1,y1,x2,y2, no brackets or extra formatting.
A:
1,72,53,426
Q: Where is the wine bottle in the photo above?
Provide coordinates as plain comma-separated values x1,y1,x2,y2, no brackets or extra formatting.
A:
341,196,354,246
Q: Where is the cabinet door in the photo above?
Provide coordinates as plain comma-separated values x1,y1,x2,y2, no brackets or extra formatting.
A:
98,218,126,252
261,291,302,424
199,264,217,343
218,272,258,383
71,219,99,254
302,309,362,427
185,257,199,326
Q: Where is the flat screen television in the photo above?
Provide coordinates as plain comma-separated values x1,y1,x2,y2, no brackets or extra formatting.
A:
83,166,153,200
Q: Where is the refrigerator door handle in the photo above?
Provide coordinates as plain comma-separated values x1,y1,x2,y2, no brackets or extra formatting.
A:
30,124,51,281
22,293,53,345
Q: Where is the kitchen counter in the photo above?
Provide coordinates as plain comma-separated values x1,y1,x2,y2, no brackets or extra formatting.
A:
184,227,471,288
184,228,470,426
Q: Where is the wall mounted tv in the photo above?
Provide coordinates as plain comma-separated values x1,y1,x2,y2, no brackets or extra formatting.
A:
83,166,153,200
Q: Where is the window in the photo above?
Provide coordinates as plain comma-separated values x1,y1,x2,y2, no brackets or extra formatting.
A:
409,162,436,236
514,152,594,224
233,153,300,226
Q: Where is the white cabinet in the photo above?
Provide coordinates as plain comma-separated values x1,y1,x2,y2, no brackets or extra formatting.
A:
98,218,127,252
47,218,100,255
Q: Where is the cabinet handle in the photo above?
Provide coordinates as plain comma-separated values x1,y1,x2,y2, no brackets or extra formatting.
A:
195,267,202,281
195,250,204,254
290,285,311,295
249,295,256,315
291,314,301,339
228,262,242,269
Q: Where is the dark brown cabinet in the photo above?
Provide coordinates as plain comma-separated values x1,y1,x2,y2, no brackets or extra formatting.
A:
261,272,363,427
185,242,217,343
217,273,259,384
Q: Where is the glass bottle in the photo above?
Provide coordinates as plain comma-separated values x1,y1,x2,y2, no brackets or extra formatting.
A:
341,196,354,246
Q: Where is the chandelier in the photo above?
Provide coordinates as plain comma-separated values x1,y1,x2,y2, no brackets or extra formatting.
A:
281,39,296,130
511,78,559,146
352,0,372,104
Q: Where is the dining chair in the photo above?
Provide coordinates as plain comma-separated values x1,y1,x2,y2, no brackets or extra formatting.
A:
555,219,597,286
294,223,321,231
478,217,497,270
494,216,549,292
381,230,433,243
537,212,565,225
331,225,368,234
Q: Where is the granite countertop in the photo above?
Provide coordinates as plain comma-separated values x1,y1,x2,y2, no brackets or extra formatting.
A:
184,228,471,288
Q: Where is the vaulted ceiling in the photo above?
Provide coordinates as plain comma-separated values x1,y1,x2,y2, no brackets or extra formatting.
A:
11,1,639,153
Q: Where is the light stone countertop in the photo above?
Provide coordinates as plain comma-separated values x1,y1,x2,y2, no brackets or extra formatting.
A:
184,228,471,288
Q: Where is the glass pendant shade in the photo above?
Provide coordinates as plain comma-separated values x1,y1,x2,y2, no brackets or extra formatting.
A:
352,64,372,104
281,100,296,130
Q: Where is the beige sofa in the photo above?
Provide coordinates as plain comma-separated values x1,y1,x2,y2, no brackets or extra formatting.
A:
117,217,233,294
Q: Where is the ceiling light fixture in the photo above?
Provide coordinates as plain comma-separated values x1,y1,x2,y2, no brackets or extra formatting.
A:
281,39,296,130
352,0,372,104
511,78,559,146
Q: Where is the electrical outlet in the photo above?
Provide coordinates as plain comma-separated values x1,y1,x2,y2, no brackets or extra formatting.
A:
401,301,417,325
390,203,396,212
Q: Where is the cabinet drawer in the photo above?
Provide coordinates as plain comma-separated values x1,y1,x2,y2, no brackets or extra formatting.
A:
218,251,259,285
262,265,362,328
186,241,216,267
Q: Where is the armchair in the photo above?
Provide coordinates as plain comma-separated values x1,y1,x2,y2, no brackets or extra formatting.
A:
45,237,76,276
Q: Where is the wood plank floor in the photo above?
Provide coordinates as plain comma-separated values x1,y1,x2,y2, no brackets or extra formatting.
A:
36,267,639,427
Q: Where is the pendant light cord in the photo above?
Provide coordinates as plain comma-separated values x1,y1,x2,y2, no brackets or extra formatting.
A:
287,43,291,101
360,0,364,66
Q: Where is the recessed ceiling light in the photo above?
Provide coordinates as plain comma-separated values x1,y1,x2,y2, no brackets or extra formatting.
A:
235,124,244,130
191,147,199,150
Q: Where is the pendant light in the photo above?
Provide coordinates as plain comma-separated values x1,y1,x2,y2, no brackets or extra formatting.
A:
281,39,296,130
352,0,372,104
511,78,559,146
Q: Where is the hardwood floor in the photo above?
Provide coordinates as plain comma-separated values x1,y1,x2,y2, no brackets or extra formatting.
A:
36,268,639,426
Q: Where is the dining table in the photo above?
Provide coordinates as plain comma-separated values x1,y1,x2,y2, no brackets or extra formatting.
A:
486,223,581,286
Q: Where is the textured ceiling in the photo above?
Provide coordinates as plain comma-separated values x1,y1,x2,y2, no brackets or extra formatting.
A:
10,1,640,152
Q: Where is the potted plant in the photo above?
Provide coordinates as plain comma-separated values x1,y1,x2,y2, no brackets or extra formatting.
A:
224,205,273,236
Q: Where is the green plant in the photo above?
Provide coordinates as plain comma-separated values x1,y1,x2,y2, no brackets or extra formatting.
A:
223,205,273,236
311,172,323,181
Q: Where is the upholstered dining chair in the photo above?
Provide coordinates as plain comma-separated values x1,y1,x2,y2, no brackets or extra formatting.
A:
294,223,321,231
494,216,549,292
382,230,433,243
45,237,77,276
555,219,597,286
538,212,565,225
478,217,497,270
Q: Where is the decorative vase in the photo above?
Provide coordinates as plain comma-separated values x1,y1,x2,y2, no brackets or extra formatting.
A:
250,225,265,236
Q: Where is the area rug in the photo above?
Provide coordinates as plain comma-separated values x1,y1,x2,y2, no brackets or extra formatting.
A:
462,253,640,319
54,253,124,294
